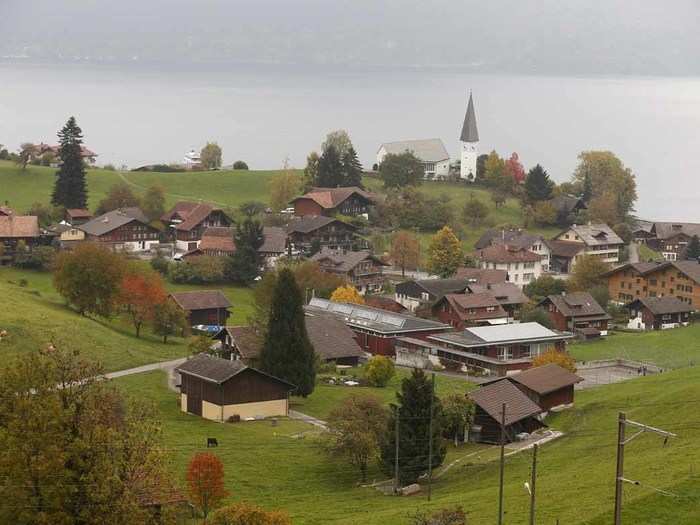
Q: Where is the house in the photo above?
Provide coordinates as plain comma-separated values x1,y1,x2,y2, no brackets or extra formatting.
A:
310,248,387,294
161,201,232,252
0,215,40,263
291,187,376,218
605,260,700,308
305,298,451,356
499,363,583,412
211,326,263,363
648,222,700,261
466,282,528,320
169,290,232,328
286,216,357,254
625,296,694,331
376,139,451,180
550,195,587,224
543,239,585,274
176,354,295,421
474,244,543,287
538,292,611,338
79,208,160,252
474,229,550,270
394,278,470,312
631,220,655,243
64,208,92,226
44,223,86,247
469,380,544,444
432,292,508,329
396,322,573,376
182,227,236,258
552,223,624,267
453,267,508,285
259,226,288,268
183,149,201,169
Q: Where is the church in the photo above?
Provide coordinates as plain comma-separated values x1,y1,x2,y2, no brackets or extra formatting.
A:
375,92,480,181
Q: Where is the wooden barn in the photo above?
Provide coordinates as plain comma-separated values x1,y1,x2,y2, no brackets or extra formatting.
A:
176,354,295,421
498,363,583,412
169,290,232,327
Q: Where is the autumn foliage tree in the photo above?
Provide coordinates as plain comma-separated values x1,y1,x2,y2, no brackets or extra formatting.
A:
186,452,229,520
426,226,463,278
532,349,577,373
504,152,526,184
568,255,610,292
152,300,188,343
389,230,420,277
210,502,292,525
118,266,167,337
330,284,365,304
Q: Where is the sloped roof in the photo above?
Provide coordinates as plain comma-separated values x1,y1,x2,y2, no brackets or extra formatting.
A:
170,290,232,311
199,227,236,253
651,222,700,240
439,293,507,321
311,248,387,273
544,239,585,258
66,208,92,219
0,206,15,216
542,292,610,319
78,208,149,236
475,229,541,250
215,326,263,360
467,283,528,306
627,296,694,315
508,364,583,395
176,353,295,388
550,195,586,215
409,278,470,299
560,223,624,247
378,139,450,162
259,226,287,254
287,216,356,234
0,215,40,238
454,268,508,285
475,244,541,263
175,203,221,232
161,201,200,222
460,92,479,143
292,187,376,210
470,380,542,426
304,315,364,360
672,260,700,284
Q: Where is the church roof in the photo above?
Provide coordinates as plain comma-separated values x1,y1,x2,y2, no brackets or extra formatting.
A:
460,92,479,143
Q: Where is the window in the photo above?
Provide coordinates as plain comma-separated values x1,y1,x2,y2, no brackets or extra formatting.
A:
523,273,534,282
498,347,513,360
524,262,535,269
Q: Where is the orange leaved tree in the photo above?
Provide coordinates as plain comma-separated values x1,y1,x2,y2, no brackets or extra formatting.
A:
118,267,167,337
330,284,365,305
186,452,229,520
531,349,577,373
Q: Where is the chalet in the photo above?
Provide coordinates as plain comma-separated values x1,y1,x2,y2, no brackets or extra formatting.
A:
538,292,611,338
469,380,544,444
467,282,528,319
453,267,508,285
625,296,694,331
475,229,551,271
169,290,232,328
552,223,624,267
182,227,236,258
161,202,232,252
286,216,357,254
474,244,543,287
376,139,450,180
176,354,295,421
632,220,655,243
648,222,700,261
497,364,583,412
432,292,508,330
0,215,40,263
211,326,263,363
605,260,700,308
44,223,86,247
291,187,376,218
310,248,387,294
305,298,451,356
549,195,586,224
394,278,470,312
79,208,160,252
364,295,408,313
259,226,288,268
543,239,585,274
64,209,92,226
397,322,573,376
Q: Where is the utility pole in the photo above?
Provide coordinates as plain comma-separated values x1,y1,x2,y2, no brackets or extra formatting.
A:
529,443,538,525
498,403,506,525
613,411,677,525
427,377,434,500
394,405,400,494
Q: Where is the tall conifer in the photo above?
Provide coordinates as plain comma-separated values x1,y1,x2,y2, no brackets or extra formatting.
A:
316,145,343,187
341,146,363,187
52,116,88,209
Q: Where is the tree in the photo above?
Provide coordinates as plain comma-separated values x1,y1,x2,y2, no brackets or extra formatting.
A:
96,181,141,215
380,369,446,485
152,300,188,343
519,304,554,329
325,395,387,482
321,129,353,158
364,355,395,387
330,284,365,304
260,269,316,396
226,217,264,284
587,191,620,226
17,142,37,170
239,201,266,217
290,260,346,299
568,255,611,291
210,502,291,525
524,164,554,202
523,275,567,301
462,194,489,226
51,116,88,209
118,266,167,337
232,160,249,170
316,144,344,187
532,200,557,226
200,142,223,170
0,348,174,524
186,452,228,520
581,172,593,204
532,349,576,373
475,153,488,183
341,146,363,187
426,226,463,278
26,201,56,227
248,271,279,337
269,169,301,212
379,151,423,189
440,394,474,446
390,231,420,277
491,187,508,208
686,235,700,260
53,243,126,316
504,152,525,184
302,151,320,192
142,184,166,222
483,150,505,186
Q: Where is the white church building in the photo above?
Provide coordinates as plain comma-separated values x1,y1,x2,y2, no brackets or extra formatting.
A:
376,92,480,181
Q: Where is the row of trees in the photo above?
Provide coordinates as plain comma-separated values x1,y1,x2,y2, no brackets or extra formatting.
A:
303,130,363,189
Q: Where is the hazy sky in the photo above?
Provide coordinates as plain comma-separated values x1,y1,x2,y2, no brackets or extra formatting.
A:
2,0,699,74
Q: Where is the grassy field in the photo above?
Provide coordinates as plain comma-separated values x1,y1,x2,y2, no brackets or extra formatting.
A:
114,364,700,524
570,324,700,369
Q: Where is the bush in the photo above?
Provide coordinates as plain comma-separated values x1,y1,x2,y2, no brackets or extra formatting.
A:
168,256,226,284
232,160,249,170
363,355,395,387
209,502,291,525
14,246,56,271
150,254,170,275
519,304,553,328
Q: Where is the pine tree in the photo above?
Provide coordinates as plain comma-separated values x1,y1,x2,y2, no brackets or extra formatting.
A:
225,217,264,284
380,368,445,485
316,145,344,187
341,146,363,187
260,269,316,397
686,235,700,261
524,164,555,202
51,117,88,209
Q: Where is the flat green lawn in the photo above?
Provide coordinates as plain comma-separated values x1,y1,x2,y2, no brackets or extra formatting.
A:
115,363,700,524
570,324,700,369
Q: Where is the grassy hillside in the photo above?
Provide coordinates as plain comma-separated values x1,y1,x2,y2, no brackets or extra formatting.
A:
115,366,700,524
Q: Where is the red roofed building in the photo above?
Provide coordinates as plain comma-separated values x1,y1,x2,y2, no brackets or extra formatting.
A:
291,187,376,218
474,244,543,288
161,201,232,252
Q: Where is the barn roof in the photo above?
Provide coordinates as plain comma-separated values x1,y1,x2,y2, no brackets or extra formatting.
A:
291,187,376,210
310,248,387,273
626,296,694,315
287,216,356,234
259,226,287,254
0,215,40,238
176,354,295,387
79,208,149,236
541,292,611,320
508,364,583,395
199,227,236,253
470,380,542,426
170,290,232,311
304,315,364,360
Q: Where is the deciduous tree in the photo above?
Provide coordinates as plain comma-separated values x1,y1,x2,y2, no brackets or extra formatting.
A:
268,168,302,212
389,230,420,277
504,152,525,184
568,254,610,292
440,394,474,446
17,142,37,170
321,129,354,158
186,452,229,520
51,116,88,209
330,284,365,304
142,184,166,222
118,266,167,337
523,275,567,301
524,164,554,202
200,142,223,170
462,194,489,226
426,226,463,278
532,348,577,373
379,151,423,189
96,181,141,215
152,300,188,343
210,502,291,525
302,151,320,192
532,200,557,226
364,355,395,387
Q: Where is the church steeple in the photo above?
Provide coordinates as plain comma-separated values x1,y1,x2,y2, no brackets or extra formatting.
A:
459,91,479,181
460,92,479,143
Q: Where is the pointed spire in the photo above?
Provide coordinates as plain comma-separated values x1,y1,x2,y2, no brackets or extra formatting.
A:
460,91,479,143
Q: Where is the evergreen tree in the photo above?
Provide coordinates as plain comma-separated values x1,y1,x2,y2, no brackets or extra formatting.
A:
341,146,363,187
225,217,264,284
686,235,700,261
380,369,445,485
259,269,316,397
51,117,88,209
581,172,593,204
524,164,555,202
316,145,344,187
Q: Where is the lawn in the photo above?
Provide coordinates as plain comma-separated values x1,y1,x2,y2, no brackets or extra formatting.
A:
114,363,700,524
570,324,700,369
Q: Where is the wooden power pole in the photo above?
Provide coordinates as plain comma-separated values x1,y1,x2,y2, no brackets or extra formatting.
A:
427,373,436,501
529,443,538,525
498,403,506,525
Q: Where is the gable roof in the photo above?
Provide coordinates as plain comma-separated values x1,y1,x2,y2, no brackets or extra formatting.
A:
287,216,356,234
474,229,542,251
78,208,150,237
508,364,583,395
558,223,624,247
170,290,232,311
467,283,528,306
454,268,508,285
66,208,92,219
437,293,507,321
397,278,470,300
0,215,40,238
175,203,223,232
378,139,450,162
672,260,700,284
292,187,376,210
550,195,586,215
475,244,541,264
542,292,611,320
627,296,694,315
161,201,200,222
603,260,700,285
311,248,387,273
176,353,295,388
651,222,700,240
544,239,585,259
259,226,287,254
304,315,364,360
214,326,263,360
470,380,542,426
199,227,236,253
460,92,479,143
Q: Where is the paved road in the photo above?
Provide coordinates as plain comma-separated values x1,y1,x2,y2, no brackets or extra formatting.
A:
104,357,187,391
289,410,328,429
629,241,640,263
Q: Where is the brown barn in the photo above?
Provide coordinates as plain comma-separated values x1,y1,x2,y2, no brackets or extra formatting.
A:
161,201,232,252
176,354,295,421
503,364,583,411
170,290,232,327
79,207,160,252
310,248,387,294
211,326,263,363
0,215,40,263
291,187,376,217
432,292,508,329
538,292,611,337
65,208,92,226
625,296,694,330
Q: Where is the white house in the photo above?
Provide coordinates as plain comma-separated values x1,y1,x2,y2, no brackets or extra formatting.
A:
376,139,450,180
474,244,544,288
459,92,479,181
184,149,201,169
552,223,624,267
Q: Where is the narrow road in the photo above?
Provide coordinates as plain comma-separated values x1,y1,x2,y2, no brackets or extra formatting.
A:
289,410,328,429
104,357,187,391
629,241,640,263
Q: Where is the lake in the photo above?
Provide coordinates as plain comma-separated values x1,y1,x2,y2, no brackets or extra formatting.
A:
1,63,699,220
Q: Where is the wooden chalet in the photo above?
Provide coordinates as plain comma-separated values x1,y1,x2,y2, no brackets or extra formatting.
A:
182,227,236,258
176,354,295,421
286,216,357,254
648,222,700,261
466,282,528,320
169,290,232,327
291,186,376,218
432,292,508,330
394,278,470,312
259,226,288,268
0,214,40,263
79,207,160,252
310,248,387,294
496,364,583,412
161,201,232,252
64,208,92,226
538,292,611,338
625,296,694,331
